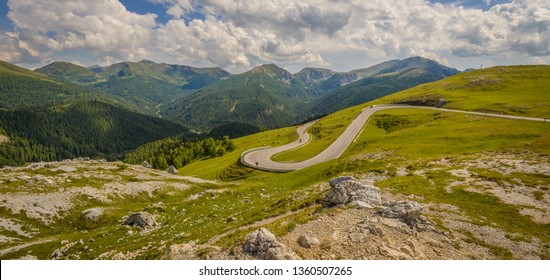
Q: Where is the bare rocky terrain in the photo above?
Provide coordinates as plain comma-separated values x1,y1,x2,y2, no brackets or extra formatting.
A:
165,153,550,260
1,152,549,260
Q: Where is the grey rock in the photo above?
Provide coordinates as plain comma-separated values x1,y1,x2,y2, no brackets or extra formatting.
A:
8,178,17,183
83,157,90,161
377,201,423,228
123,212,157,229
167,165,178,174
297,235,320,248
243,228,278,254
82,208,103,221
243,228,300,260
226,216,236,222
349,200,375,209
142,161,152,168
325,185,349,205
324,178,381,207
329,176,357,187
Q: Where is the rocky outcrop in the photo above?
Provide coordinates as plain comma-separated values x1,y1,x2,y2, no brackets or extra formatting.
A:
167,165,178,174
142,161,152,168
243,228,300,260
377,201,423,228
324,176,381,208
122,212,157,229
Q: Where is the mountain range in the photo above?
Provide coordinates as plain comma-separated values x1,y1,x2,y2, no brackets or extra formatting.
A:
0,56,459,164
36,60,230,114
34,56,458,130
0,61,191,165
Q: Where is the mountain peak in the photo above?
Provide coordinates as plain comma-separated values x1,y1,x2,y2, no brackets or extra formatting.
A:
295,67,335,85
378,56,459,76
249,63,293,83
251,63,285,73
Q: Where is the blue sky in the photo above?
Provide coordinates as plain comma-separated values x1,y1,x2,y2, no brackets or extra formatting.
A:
0,0,548,73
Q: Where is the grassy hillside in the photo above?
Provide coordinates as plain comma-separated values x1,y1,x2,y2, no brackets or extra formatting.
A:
177,106,549,254
373,65,550,118
0,61,126,109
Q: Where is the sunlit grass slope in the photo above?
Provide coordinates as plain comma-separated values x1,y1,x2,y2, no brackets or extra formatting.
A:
373,65,550,118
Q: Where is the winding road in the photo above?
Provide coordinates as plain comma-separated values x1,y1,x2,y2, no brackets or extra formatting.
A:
241,105,548,172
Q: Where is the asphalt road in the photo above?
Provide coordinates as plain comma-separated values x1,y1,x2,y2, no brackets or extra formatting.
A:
241,105,548,172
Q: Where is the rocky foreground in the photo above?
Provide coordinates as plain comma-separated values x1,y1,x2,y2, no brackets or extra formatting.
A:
1,154,549,260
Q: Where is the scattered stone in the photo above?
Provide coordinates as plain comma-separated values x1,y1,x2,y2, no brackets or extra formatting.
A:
227,216,236,222
167,165,178,174
123,212,157,229
7,178,17,183
18,175,31,181
348,232,368,243
51,241,77,259
83,157,90,161
82,208,103,221
243,228,300,260
142,161,152,168
297,235,320,248
19,255,38,260
34,175,45,181
324,177,381,207
30,163,41,169
377,201,423,228
165,241,222,260
358,221,383,236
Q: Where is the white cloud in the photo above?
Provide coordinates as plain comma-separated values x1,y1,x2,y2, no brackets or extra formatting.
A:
0,32,41,64
6,0,157,65
2,0,549,71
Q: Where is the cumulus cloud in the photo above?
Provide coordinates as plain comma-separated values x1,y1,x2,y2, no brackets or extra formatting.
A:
0,32,42,64
6,0,157,64
1,0,549,70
